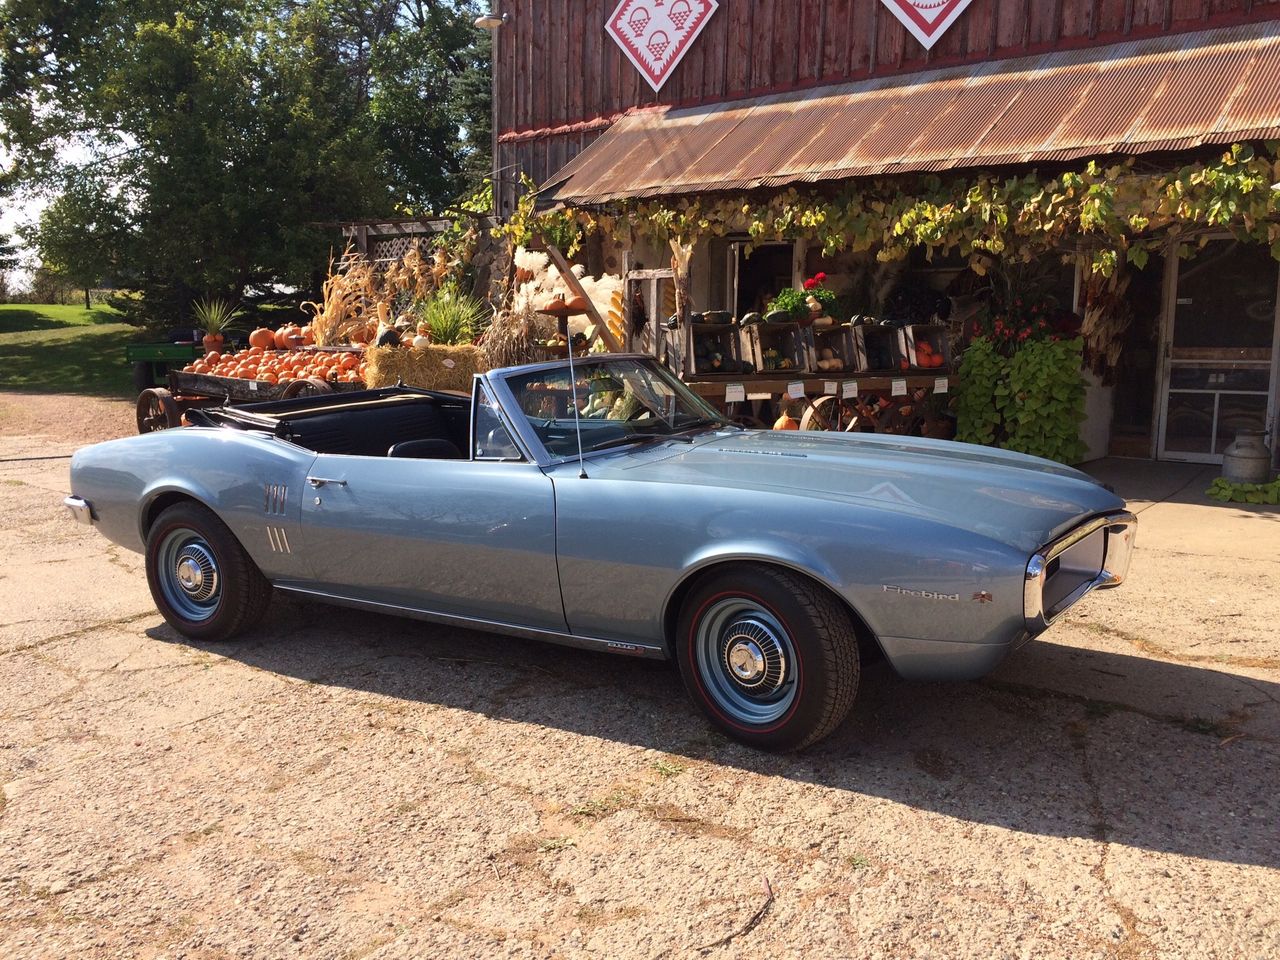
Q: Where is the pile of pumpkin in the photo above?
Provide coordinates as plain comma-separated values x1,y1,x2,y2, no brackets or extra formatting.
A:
180,324,367,385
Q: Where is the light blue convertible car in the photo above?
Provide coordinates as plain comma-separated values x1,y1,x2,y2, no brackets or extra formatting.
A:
66,355,1135,750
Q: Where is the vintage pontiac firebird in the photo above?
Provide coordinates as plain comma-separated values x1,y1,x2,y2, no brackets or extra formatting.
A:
66,355,1135,750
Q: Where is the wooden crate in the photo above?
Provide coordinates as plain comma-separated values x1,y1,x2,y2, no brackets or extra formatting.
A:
744,321,812,375
898,324,951,369
847,324,901,373
687,320,750,376
808,322,856,374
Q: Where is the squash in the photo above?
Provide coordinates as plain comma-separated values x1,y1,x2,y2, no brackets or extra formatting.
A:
773,413,800,430
248,328,275,350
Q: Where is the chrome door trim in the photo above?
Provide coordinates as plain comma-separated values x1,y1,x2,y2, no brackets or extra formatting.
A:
273,584,668,660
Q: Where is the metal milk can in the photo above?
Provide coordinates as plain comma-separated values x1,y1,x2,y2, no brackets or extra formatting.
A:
1221,429,1274,483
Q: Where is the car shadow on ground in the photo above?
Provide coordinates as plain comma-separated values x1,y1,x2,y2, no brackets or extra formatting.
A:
149,597,1280,871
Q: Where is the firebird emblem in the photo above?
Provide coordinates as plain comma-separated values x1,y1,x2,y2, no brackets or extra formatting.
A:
972,591,994,604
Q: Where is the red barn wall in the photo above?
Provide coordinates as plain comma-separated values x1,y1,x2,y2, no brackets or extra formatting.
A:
493,0,1280,214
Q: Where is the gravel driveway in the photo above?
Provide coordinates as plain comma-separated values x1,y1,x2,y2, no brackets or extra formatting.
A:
2,390,1277,959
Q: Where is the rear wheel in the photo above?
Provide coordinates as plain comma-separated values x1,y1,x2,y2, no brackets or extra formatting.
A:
676,566,860,751
145,502,272,641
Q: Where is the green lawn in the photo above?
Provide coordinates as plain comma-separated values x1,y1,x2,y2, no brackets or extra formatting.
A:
0,303,141,397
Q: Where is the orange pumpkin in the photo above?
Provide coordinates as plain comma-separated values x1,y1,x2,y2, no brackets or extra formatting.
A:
773,413,800,431
274,324,301,350
248,328,276,350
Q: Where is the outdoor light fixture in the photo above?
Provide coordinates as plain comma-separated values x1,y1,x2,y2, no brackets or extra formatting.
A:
474,10,508,29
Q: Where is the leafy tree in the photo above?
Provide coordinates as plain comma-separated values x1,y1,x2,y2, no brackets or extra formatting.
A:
0,233,18,274
22,176,130,308
0,1,493,323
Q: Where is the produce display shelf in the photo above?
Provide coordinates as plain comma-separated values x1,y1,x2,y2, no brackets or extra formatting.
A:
684,373,952,398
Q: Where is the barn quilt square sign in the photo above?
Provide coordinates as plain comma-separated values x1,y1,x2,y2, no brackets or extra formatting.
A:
607,0,720,92
879,0,976,50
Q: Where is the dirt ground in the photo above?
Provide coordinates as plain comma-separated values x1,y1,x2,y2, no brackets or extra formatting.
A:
1,389,1277,960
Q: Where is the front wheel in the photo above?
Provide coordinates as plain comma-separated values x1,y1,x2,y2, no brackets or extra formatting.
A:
145,502,272,641
676,566,860,751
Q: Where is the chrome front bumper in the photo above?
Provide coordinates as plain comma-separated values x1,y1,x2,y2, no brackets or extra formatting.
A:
1024,511,1136,634
64,495,95,526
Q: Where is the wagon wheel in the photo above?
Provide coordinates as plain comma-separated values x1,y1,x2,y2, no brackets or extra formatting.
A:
136,388,181,434
280,377,333,399
800,395,858,431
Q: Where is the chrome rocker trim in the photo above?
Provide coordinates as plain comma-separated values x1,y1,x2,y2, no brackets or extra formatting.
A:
274,584,668,660
1024,511,1137,634
64,496,95,526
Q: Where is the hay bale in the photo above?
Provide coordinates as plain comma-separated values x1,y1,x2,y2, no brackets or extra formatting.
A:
364,344,487,392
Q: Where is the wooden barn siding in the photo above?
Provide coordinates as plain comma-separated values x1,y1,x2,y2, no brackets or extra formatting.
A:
493,0,1280,212
498,0,1279,136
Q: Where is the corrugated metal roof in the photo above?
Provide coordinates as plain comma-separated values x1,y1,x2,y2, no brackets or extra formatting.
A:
540,21,1280,205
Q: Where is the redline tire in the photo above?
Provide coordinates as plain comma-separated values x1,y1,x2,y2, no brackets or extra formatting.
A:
676,565,860,751
144,502,272,642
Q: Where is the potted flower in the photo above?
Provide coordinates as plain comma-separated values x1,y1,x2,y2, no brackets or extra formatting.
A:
802,273,838,326
193,298,243,354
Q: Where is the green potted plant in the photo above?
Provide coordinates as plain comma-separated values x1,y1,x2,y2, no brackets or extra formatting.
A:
193,298,243,354
766,286,807,324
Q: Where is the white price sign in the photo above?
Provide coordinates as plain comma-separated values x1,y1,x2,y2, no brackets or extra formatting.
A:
724,383,746,404
841,381,858,399
787,381,806,400
824,381,838,395
934,377,949,394
891,378,908,397
747,392,772,402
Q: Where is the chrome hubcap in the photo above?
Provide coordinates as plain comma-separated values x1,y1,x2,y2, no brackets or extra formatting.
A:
694,599,797,726
727,638,765,682
173,543,217,602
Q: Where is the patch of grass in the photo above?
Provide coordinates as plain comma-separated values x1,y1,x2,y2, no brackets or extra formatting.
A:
847,854,871,869
569,789,636,819
0,303,140,396
537,836,576,853
1179,715,1234,738
0,303,124,333
651,758,686,778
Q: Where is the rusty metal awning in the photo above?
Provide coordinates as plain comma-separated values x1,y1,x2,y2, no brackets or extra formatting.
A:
540,21,1280,206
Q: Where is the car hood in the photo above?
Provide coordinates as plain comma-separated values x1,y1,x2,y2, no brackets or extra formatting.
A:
602,429,1126,552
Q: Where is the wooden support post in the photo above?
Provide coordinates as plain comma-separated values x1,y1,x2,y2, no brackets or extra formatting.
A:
544,242,624,354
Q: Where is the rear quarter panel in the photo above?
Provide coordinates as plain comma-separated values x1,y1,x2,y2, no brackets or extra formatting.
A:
70,429,316,582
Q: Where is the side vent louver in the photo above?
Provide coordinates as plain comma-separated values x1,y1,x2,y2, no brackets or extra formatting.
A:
264,483,288,516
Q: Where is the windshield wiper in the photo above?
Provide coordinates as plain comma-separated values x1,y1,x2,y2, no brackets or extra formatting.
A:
587,430,672,453
672,416,728,434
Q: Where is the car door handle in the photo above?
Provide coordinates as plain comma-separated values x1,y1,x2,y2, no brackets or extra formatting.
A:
306,477,348,488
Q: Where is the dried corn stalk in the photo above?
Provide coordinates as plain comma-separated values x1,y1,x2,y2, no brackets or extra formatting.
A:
1081,266,1133,381
301,247,378,346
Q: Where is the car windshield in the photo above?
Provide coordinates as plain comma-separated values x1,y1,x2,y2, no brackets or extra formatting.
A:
503,357,729,459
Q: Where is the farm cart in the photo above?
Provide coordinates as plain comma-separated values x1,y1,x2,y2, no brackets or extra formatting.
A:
136,371,363,434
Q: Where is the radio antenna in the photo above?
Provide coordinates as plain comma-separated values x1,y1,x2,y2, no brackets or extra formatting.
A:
564,322,589,479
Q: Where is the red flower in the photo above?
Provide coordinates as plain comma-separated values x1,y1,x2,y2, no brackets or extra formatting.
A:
803,278,817,290
815,272,827,283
